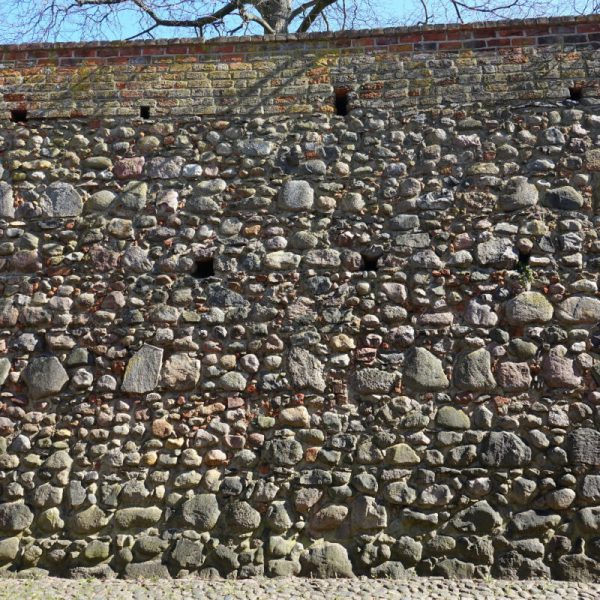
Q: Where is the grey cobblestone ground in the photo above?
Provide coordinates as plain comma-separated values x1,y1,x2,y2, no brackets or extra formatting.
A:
0,577,599,600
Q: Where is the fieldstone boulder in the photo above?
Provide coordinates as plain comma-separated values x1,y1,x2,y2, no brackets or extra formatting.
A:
500,177,539,211
581,475,600,503
115,506,162,529
556,296,600,324
496,361,532,391
145,156,185,179
69,505,108,535
351,495,387,531
0,182,14,218
0,357,10,386
453,348,496,392
355,368,398,396
0,537,19,563
541,348,581,388
403,347,448,391
124,562,170,579
120,181,148,211
386,443,420,466
217,371,247,391
279,180,314,210
476,238,517,268
122,245,153,273
505,292,553,325
22,356,69,400
300,542,355,578
577,507,600,533
464,299,498,327
451,501,503,534
162,352,200,391
543,186,584,210
264,438,304,467
510,510,561,534
263,251,301,270
0,502,33,533
480,432,531,467
586,148,600,171
287,347,326,392
170,538,205,569
568,428,600,466
41,182,83,217
224,500,261,533
436,406,470,430
181,494,221,531
122,344,163,394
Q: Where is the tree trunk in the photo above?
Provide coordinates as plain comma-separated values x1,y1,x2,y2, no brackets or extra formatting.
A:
258,0,293,33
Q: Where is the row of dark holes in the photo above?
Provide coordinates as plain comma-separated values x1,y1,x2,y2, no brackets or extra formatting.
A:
10,106,153,123
192,253,378,279
193,251,533,280
192,251,535,281
8,90,352,123
7,86,589,123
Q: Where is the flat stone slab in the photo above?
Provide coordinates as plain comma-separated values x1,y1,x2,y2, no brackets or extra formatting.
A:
121,344,163,394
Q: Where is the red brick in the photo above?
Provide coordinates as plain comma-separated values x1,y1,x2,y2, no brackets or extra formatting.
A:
486,38,511,47
142,47,166,56
212,44,236,53
511,37,537,46
166,45,188,55
550,25,577,33
438,41,463,50
473,28,498,39
375,36,398,46
119,47,142,56
423,31,447,42
97,47,120,57
352,37,375,47
447,30,472,40
578,24,600,33
396,33,421,43
73,48,97,58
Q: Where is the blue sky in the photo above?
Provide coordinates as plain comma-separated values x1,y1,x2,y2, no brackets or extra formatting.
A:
0,0,591,43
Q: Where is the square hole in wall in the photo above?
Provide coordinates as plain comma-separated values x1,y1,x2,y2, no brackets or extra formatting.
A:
569,85,583,101
193,258,215,279
334,88,350,116
10,109,28,123
361,254,379,272
140,106,151,119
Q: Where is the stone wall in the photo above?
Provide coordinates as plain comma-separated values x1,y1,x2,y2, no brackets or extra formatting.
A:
1,16,600,581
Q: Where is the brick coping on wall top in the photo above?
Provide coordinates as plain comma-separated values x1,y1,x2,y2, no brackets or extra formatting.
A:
1,13,599,53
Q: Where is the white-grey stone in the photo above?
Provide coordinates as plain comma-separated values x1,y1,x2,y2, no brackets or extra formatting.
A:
453,348,496,392
145,156,185,179
162,353,200,391
287,347,326,392
0,357,10,385
403,347,448,391
0,182,14,218
41,182,83,217
556,296,600,324
505,291,554,325
121,344,163,394
22,356,69,400
500,177,539,211
279,180,314,210
543,186,584,210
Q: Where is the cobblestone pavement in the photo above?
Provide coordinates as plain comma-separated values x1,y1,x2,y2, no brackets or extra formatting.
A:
0,577,599,600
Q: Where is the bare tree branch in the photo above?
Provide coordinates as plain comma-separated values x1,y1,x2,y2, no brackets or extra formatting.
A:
0,0,595,43
297,0,337,32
